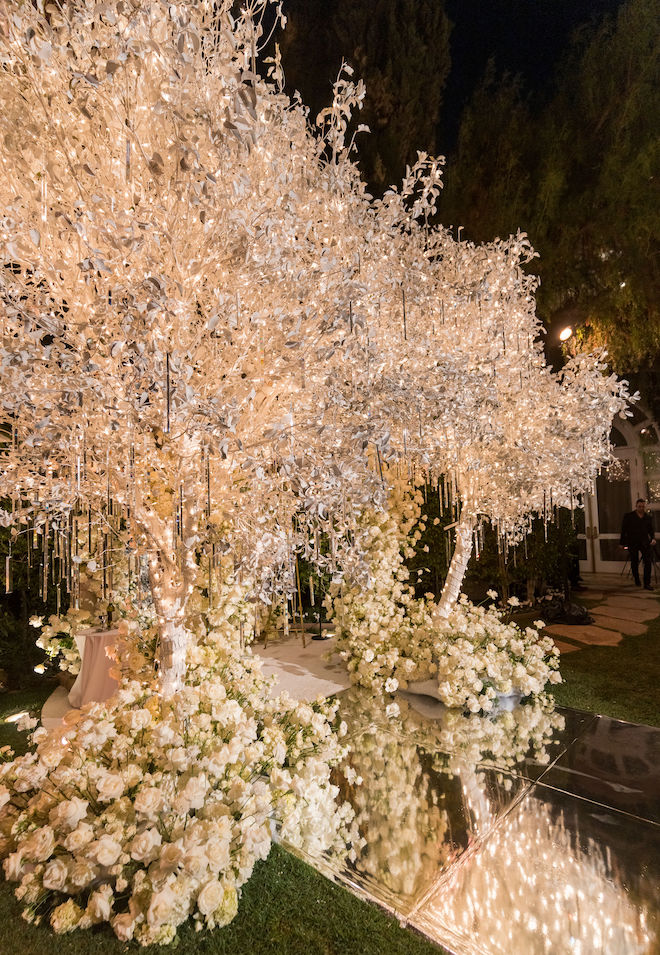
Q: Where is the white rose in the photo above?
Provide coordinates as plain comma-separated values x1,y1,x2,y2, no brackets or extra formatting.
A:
22,825,55,862
183,845,208,879
174,774,207,813
93,835,122,867
206,837,230,873
112,913,135,941
69,860,96,888
197,879,224,917
134,787,162,818
63,822,94,853
159,842,184,871
87,885,113,923
49,796,88,831
127,709,152,732
42,858,69,891
96,773,124,803
3,851,25,882
147,886,176,928
129,827,162,863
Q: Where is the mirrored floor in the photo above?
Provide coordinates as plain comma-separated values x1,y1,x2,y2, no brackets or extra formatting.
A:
279,688,660,954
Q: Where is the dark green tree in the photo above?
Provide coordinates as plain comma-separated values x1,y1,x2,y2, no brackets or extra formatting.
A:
441,0,659,376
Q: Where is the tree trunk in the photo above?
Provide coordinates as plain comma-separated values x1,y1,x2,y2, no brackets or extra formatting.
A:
132,461,200,697
147,550,193,698
434,512,475,621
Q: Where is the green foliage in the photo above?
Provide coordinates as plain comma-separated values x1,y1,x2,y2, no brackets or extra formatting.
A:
441,0,660,373
0,523,61,689
464,510,580,604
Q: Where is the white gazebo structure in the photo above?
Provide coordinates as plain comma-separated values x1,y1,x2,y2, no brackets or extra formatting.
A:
579,404,660,574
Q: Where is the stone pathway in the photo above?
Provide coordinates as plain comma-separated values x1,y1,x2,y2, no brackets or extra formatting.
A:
545,572,660,655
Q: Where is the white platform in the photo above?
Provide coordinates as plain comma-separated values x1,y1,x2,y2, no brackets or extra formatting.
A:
40,685,73,731
257,635,351,700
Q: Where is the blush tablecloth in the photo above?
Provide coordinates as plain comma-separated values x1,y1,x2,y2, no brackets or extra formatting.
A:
68,628,119,708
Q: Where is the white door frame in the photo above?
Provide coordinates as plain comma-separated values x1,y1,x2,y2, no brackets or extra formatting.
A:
579,410,659,575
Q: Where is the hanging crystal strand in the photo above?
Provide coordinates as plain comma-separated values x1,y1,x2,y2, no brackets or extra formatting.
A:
52,526,58,584
205,447,213,610
5,541,12,594
309,573,315,607
42,517,49,602
295,555,306,648
165,352,171,433
26,520,31,590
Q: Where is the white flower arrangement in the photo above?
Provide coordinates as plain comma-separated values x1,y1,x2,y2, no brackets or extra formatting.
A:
327,480,561,713
325,477,436,692
31,609,95,677
2,582,359,946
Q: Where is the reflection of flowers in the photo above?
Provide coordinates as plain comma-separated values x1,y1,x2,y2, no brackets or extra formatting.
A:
2,579,356,947
340,688,564,779
340,725,449,901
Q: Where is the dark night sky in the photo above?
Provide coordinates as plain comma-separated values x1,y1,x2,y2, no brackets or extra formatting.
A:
442,0,625,147
274,0,627,151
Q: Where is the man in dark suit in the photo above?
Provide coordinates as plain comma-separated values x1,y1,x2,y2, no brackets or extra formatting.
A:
620,498,656,590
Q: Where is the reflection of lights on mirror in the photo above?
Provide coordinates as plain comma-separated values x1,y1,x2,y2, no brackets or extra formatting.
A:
4,710,29,724
559,326,573,342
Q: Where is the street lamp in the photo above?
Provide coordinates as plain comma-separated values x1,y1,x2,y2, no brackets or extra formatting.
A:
559,326,573,342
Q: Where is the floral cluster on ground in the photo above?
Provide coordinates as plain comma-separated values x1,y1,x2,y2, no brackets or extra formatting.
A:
326,481,561,713
1,582,359,946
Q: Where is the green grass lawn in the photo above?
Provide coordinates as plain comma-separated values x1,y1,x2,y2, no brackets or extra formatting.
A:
0,844,442,955
549,597,660,727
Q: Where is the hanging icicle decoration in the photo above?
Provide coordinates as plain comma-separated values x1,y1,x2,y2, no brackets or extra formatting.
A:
5,541,12,594
166,352,171,433
42,516,49,602
401,286,407,340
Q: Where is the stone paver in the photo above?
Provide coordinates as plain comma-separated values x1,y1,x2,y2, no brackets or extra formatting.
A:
551,639,582,654
542,573,660,655
596,603,657,623
545,624,623,646
589,614,647,636
600,594,659,609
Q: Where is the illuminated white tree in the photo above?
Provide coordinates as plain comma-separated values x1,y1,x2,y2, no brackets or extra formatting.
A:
0,0,633,698
351,204,634,617
0,0,389,694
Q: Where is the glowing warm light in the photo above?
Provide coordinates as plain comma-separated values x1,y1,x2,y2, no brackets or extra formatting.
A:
4,711,29,724
0,0,634,692
559,326,573,341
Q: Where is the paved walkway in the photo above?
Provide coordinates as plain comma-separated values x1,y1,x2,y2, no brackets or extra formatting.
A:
545,572,660,654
